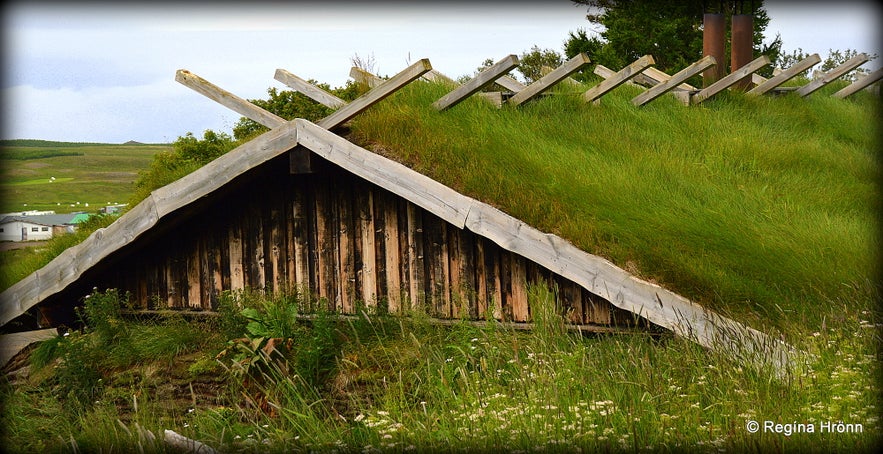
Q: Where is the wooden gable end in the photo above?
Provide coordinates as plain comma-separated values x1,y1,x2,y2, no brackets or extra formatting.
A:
44,149,630,329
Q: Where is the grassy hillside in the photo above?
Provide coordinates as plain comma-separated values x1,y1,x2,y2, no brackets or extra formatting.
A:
0,141,169,214
348,79,880,336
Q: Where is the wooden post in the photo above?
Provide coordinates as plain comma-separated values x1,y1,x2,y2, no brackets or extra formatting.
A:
832,67,883,99
691,55,771,104
631,56,716,106
583,55,655,103
274,69,347,108
796,53,870,97
641,66,698,91
432,55,519,110
175,70,285,128
509,53,591,106
748,54,821,96
319,58,432,129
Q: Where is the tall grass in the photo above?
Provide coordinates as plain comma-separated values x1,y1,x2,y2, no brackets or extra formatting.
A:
350,79,879,335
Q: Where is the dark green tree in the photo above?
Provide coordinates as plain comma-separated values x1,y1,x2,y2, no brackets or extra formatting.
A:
566,0,778,76
518,46,564,83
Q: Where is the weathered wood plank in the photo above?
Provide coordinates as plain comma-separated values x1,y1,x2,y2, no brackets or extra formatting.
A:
291,180,310,291
632,56,716,106
175,69,285,128
692,55,771,104
432,55,519,110
796,53,869,97
495,75,527,93
319,59,432,129
337,186,355,313
314,178,335,306
349,66,384,88
187,242,201,308
275,69,347,108
228,223,244,291
509,53,591,106
832,66,883,99
748,54,820,96
639,67,698,91
406,203,424,310
295,120,472,228
357,191,377,306
510,255,529,322
583,55,656,103
383,198,402,313
422,69,458,86
593,64,644,88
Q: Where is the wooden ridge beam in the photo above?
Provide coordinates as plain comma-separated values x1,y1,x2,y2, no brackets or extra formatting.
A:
432,54,519,110
509,53,591,106
748,54,821,96
796,53,869,97
631,56,716,106
583,55,655,103
175,69,286,129
593,64,644,88
832,67,883,99
691,55,771,104
642,66,698,91
495,75,527,93
319,58,432,129
275,69,347,108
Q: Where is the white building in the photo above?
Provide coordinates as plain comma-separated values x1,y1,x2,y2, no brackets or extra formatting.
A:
0,213,90,242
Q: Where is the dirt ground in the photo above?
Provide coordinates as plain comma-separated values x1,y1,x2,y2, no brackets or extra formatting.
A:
0,241,47,252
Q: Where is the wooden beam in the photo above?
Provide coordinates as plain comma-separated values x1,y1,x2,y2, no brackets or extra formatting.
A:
583,55,656,103
275,69,347,108
593,64,644,88
432,54,519,111
631,56,716,106
691,55,771,104
495,75,527,93
295,119,472,228
748,54,821,96
422,69,458,86
175,69,285,129
831,67,883,99
642,66,698,91
319,59,432,129
509,53,591,106
349,66,384,88
796,53,869,97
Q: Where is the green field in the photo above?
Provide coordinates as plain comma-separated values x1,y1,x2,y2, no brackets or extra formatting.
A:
0,140,169,214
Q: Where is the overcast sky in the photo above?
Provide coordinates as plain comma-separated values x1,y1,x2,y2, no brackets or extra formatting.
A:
2,1,880,144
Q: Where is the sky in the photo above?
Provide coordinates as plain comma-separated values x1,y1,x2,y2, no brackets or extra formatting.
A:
2,1,880,144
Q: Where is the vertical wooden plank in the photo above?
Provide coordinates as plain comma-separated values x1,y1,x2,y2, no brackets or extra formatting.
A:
425,218,450,318
358,190,377,308
448,227,462,318
474,237,489,318
448,227,475,318
561,279,584,324
186,240,202,309
337,182,355,314
396,198,410,311
228,223,245,292
291,179,311,295
383,197,402,313
406,203,424,310
199,235,213,309
585,292,611,325
269,201,285,294
510,255,529,322
499,251,513,321
314,177,336,309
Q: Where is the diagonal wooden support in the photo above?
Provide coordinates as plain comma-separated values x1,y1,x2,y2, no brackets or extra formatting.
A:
691,55,771,104
350,66,384,88
432,54,519,110
593,65,643,88
274,69,347,108
422,69,459,86
495,75,527,92
832,67,883,99
583,55,655,103
319,59,432,129
509,53,591,106
176,69,286,128
796,53,870,97
631,56,716,106
642,67,698,91
748,54,821,96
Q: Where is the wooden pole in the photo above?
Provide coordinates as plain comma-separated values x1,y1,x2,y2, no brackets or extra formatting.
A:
702,13,726,86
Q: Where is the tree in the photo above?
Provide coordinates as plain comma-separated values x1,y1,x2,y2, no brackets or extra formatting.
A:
566,0,776,76
517,46,564,83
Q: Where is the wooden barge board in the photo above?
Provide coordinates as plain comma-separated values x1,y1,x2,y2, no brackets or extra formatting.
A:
0,121,794,373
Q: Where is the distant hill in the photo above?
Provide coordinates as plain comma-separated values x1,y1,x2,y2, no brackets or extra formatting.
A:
122,140,144,145
0,139,112,147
